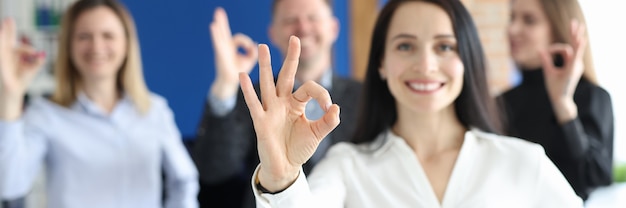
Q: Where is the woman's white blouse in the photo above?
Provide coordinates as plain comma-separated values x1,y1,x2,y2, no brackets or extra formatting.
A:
252,129,582,208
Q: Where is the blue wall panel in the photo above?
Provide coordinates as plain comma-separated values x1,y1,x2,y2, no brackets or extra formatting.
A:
121,0,351,139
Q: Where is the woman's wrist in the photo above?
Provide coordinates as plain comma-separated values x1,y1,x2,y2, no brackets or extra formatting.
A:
257,165,300,193
551,98,578,124
210,78,240,100
0,95,24,121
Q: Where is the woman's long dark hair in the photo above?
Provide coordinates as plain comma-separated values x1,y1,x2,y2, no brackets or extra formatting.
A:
352,0,503,144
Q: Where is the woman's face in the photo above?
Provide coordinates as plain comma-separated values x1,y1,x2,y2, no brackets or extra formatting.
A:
71,6,127,82
507,0,552,69
379,1,464,115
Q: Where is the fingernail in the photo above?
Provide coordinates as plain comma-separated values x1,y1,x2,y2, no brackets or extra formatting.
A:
325,103,332,111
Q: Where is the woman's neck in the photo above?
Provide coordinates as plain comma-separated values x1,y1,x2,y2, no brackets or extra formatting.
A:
392,105,466,159
81,79,119,114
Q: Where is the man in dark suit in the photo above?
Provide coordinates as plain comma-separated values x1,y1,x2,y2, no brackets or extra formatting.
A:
192,0,362,207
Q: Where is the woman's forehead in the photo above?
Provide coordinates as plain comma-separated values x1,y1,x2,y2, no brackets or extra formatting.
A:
387,2,454,39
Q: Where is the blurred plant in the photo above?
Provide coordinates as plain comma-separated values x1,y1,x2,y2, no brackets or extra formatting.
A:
615,162,626,183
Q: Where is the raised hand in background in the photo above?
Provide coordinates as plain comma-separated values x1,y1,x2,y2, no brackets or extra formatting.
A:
210,7,258,100
0,18,46,120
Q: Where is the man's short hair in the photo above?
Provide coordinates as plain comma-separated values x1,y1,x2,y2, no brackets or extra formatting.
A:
271,0,333,16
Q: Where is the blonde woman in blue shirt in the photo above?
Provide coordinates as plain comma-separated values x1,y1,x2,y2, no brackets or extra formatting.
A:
0,0,198,207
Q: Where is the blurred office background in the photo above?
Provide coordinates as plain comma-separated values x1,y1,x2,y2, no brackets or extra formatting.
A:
1,0,624,207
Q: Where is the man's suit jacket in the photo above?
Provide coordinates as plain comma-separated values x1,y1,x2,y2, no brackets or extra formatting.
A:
192,76,361,207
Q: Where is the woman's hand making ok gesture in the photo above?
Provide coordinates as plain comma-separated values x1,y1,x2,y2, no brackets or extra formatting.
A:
239,36,340,192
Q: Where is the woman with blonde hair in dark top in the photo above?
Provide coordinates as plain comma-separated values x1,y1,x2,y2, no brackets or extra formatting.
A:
501,0,614,201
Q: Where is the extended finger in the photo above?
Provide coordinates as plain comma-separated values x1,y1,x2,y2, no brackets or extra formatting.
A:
292,81,332,111
240,72,263,118
209,23,233,62
569,20,583,47
258,44,276,106
210,10,232,52
209,8,232,55
0,20,6,56
573,22,587,60
0,19,4,45
276,36,301,97
0,19,15,52
5,18,16,49
214,7,232,40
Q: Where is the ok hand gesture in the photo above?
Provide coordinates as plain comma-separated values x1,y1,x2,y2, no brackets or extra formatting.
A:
539,20,587,123
0,18,46,120
210,7,258,100
240,36,340,192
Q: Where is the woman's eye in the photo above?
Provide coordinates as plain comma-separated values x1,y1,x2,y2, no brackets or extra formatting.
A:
523,15,535,25
76,34,90,40
438,44,455,52
397,43,412,51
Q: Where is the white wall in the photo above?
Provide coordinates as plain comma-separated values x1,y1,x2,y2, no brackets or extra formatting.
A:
579,0,626,164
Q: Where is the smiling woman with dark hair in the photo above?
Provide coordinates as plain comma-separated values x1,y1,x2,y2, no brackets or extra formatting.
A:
239,0,583,207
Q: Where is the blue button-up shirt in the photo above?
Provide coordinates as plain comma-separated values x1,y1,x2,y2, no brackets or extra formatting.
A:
0,93,198,208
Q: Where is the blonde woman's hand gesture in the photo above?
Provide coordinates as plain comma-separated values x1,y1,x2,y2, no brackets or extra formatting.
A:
539,20,586,123
240,36,340,192
0,18,46,120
